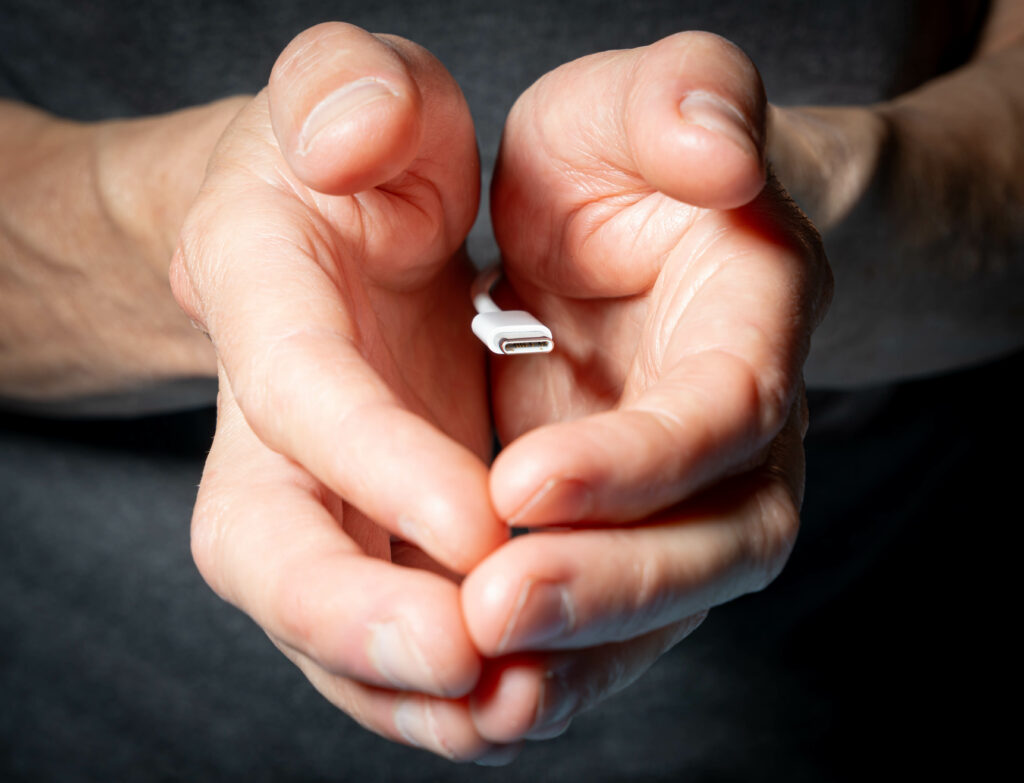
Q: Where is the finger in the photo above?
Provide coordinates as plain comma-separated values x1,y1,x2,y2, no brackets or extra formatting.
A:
502,30,765,211
491,185,824,527
263,22,480,282
192,381,482,697
470,615,705,744
268,23,479,227
179,170,501,572
268,22,422,195
466,408,804,655
491,32,767,302
179,29,498,571
275,643,520,764
220,254,502,571
626,31,766,210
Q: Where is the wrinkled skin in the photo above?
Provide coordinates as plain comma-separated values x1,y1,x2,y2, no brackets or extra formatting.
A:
173,24,831,762
460,33,831,745
173,24,512,759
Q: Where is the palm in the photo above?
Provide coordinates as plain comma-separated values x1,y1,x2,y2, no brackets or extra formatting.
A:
480,37,829,526
488,52,753,448
491,179,706,443
311,197,490,564
208,93,490,563
303,176,492,462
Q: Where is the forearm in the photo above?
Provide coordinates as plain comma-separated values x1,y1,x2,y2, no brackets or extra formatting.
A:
0,97,244,410
769,32,1024,387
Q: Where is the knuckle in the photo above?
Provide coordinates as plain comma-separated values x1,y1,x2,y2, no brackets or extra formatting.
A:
622,543,675,637
323,678,374,731
262,551,358,678
666,612,709,648
168,244,206,329
754,359,793,438
536,666,578,729
690,346,766,445
744,478,801,592
657,31,762,95
229,330,312,440
268,570,321,659
761,176,833,328
569,647,631,716
271,23,356,87
724,321,794,440
705,331,796,446
170,203,232,329
189,483,232,600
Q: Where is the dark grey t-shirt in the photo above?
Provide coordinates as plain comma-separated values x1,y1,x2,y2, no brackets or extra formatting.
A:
2,1,1016,780
0,0,984,257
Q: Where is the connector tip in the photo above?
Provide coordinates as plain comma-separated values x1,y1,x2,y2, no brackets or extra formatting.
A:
499,337,554,354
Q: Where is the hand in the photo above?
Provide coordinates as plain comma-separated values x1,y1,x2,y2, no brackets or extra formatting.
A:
461,32,832,743
171,24,509,760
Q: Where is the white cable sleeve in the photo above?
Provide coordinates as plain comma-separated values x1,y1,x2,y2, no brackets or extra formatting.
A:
470,264,553,355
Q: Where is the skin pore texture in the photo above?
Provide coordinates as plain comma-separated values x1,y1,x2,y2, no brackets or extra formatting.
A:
1,0,1022,765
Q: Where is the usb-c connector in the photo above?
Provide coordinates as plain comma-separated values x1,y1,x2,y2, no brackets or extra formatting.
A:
471,265,554,355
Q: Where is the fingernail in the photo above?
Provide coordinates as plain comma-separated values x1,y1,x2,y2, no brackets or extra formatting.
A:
474,744,522,766
509,478,592,526
393,697,426,748
394,696,451,757
299,77,398,155
369,620,443,695
679,90,759,160
497,580,576,653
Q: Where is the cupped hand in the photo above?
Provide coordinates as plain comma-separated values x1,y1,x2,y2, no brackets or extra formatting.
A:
461,32,832,742
171,23,509,760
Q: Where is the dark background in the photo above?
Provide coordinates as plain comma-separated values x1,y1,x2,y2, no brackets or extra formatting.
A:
1,1,1016,779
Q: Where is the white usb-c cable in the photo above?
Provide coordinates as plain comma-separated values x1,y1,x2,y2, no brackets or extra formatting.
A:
471,264,553,355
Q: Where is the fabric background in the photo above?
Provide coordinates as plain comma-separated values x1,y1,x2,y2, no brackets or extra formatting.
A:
1,1,1015,779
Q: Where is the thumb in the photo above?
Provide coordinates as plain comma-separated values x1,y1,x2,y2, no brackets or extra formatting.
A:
267,22,422,195
625,31,766,209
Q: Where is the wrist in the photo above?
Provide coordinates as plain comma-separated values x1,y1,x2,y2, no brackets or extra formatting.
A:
0,99,246,405
766,104,888,233
92,96,249,275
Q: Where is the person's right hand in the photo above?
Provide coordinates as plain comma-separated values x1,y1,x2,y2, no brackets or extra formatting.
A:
170,23,510,761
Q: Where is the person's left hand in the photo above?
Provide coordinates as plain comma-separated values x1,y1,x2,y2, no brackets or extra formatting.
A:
460,32,832,744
